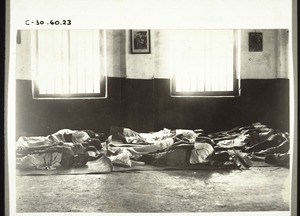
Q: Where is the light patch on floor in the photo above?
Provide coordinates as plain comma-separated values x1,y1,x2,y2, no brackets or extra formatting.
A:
15,167,290,213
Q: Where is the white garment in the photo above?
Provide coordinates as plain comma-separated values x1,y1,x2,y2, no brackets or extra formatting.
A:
16,136,54,149
216,132,250,148
139,128,173,144
121,128,173,144
16,152,63,170
125,137,175,156
50,129,90,144
158,137,174,149
189,142,214,164
175,129,198,142
252,122,268,129
49,129,74,142
108,148,132,167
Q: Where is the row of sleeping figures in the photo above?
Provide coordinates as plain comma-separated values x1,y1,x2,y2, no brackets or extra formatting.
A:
15,123,290,171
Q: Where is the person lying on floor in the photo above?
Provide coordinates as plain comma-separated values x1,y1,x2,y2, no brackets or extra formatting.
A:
208,123,276,149
16,129,105,152
16,142,104,170
244,132,290,167
109,126,175,144
243,132,289,153
49,129,106,147
105,132,200,167
107,135,249,168
136,142,245,168
109,126,205,145
106,126,256,168
264,152,290,167
105,132,199,167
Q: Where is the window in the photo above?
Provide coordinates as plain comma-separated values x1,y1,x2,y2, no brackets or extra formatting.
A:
31,30,107,99
171,30,240,97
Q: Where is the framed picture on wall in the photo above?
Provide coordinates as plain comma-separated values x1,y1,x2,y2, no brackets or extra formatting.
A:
249,32,263,52
130,29,151,54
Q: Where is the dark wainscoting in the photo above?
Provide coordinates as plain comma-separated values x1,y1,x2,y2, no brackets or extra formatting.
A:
15,78,290,138
153,79,290,134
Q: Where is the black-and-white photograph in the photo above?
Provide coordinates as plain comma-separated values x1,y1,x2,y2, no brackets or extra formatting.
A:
5,0,297,216
13,28,291,213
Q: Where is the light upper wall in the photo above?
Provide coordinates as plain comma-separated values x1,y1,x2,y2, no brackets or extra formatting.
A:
105,30,126,78
240,29,289,79
15,30,32,80
15,29,289,80
125,30,155,79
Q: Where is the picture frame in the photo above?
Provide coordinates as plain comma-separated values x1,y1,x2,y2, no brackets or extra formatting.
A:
249,32,263,52
130,29,151,54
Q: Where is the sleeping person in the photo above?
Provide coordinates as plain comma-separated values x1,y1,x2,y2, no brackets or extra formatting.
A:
16,142,104,170
16,129,106,170
49,129,106,147
16,129,104,150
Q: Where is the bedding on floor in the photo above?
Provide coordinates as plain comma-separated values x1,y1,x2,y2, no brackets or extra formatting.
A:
15,122,290,175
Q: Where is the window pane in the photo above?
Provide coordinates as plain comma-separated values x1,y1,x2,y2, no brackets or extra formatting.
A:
69,30,101,94
33,30,105,98
37,30,68,94
171,30,236,96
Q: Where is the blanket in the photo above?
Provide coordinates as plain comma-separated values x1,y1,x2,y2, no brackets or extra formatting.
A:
15,123,290,175
17,155,113,176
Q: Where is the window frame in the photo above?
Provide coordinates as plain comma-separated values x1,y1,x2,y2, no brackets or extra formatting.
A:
31,30,107,100
32,78,107,99
170,30,241,97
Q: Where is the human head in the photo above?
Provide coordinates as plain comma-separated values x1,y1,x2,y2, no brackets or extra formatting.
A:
87,138,102,150
83,130,96,138
194,129,206,136
73,152,89,168
95,133,107,142
64,133,73,142
83,129,106,142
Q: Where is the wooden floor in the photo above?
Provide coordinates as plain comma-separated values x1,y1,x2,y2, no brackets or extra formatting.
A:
15,167,290,213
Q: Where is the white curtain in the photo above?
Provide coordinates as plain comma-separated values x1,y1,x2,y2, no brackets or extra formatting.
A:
172,30,234,92
35,30,102,95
